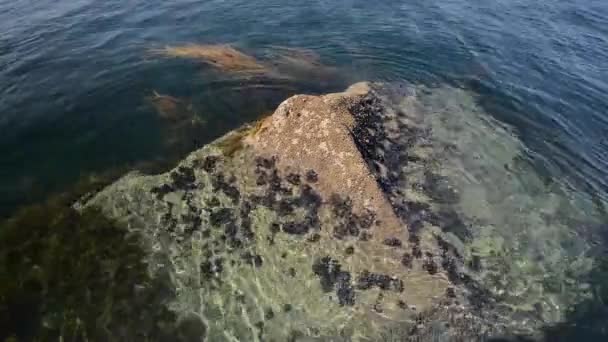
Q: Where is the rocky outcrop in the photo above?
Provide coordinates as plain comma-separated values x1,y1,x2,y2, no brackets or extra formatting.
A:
82,83,547,341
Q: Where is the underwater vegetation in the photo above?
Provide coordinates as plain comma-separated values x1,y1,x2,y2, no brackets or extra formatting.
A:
146,43,349,160
146,91,209,161
0,180,177,341
146,91,200,123
536,240,608,341
151,44,268,74
150,43,345,90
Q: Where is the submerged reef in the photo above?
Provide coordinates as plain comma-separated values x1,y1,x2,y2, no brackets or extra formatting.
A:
0,188,179,341
151,43,347,89
3,81,605,341
151,44,268,74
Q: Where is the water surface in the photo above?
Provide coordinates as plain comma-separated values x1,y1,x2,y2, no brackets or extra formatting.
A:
0,0,607,340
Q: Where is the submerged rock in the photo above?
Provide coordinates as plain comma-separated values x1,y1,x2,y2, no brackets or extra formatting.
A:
77,82,589,340
0,198,177,341
153,44,268,73
146,91,208,157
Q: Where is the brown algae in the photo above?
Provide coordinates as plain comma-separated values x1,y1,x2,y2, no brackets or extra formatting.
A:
151,44,268,74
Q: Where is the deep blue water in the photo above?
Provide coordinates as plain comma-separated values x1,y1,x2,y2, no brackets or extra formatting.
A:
0,0,607,216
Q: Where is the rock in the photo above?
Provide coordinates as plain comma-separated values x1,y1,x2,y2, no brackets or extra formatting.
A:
79,82,527,341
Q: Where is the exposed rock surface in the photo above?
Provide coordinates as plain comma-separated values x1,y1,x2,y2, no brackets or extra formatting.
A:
82,83,556,341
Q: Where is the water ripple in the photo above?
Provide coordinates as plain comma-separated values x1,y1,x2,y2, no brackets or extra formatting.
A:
0,0,607,212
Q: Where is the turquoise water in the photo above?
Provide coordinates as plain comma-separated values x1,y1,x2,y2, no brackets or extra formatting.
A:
1,0,607,340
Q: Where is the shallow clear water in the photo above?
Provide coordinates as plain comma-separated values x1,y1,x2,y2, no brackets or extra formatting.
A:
1,0,607,217
0,0,607,340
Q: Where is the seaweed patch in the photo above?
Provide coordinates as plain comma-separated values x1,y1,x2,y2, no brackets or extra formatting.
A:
255,156,276,169
329,194,378,241
330,194,353,218
201,257,224,278
212,174,241,203
282,221,311,235
201,155,220,173
423,257,439,275
401,253,413,268
298,184,322,210
359,231,372,241
286,173,301,186
427,209,471,241
151,183,174,200
311,256,356,306
0,202,178,341
356,270,404,292
305,169,319,183
171,166,197,190
152,44,268,73
150,166,198,199
422,171,459,205
383,237,403,247
210,208,236,226
265,307,275,320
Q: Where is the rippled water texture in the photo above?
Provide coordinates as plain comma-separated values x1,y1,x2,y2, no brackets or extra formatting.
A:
1,0,607,340
1,0,607,216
